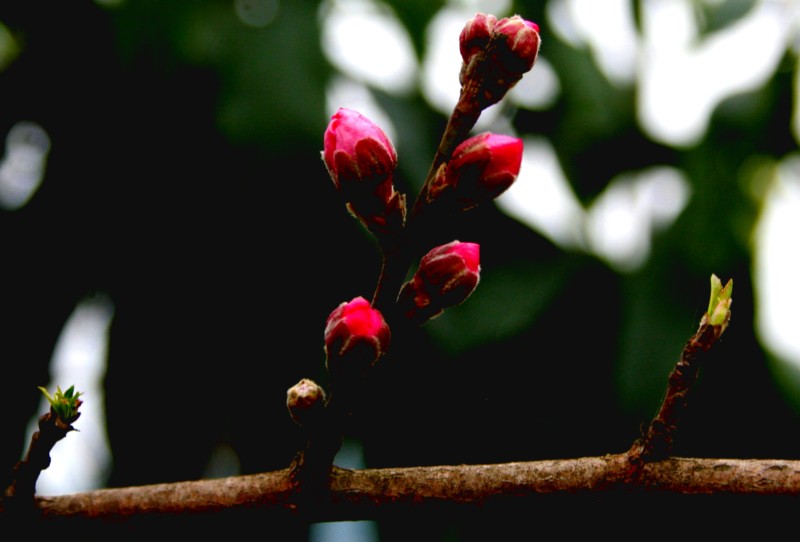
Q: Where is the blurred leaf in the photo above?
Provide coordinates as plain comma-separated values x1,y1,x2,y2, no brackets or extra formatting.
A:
112,0,330,148
519,25,642,204
423,254,573,355
381,0,446,60
614,267,699,416
0,21,20,71
695,0,757,36
372,87,447,194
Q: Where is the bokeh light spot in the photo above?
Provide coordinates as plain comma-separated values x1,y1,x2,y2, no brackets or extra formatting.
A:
320,0,417,95
0,121,51,211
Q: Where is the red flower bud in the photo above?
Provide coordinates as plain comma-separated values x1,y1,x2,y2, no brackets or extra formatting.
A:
493,15,540,75
428,132,523,211
397,241,481,324
459,13,496,65
322,108,405,235
324,296,391,377
323,107,397,191
458,13,541,105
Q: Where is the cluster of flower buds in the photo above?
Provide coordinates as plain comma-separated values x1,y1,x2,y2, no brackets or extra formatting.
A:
397,240,480,325
324,296,391,382
309,12,538,411
323,108,406,237
459,13,541,108
427,132,523,211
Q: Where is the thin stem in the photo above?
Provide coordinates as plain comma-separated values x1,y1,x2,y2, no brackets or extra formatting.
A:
317,53,493,499
3,410,78,511
372,76,485,313
288,377,362,503
371,235,413,313
628,317,727,463
410,79,483,219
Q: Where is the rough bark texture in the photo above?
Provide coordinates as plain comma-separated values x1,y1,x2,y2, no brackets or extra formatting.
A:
4,454,795,536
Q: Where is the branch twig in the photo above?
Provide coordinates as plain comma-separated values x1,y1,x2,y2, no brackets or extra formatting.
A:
3,409,79,508
628,275,733,464
14,455,800,533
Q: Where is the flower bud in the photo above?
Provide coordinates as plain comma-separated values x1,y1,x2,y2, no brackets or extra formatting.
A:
428,132,523,211
322,108,405,235
324,296,391,379
459,13,496,65
458,13,541,106
397,241,480,324
286,378,326,427
323,107,397,190
492,15,540,76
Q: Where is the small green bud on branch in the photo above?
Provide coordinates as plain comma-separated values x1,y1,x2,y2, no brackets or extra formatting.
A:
3,387,84,507
706,273,733,328
38,385,83,425
628,274,733,464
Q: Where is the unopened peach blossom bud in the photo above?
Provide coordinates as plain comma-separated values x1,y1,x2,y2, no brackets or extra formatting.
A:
397,241,480,324
428,132,523,211
322,108,405,235
458,14,541,106
323,107,397,192
324,296,391,379
492,15,540,76
459,13,496,65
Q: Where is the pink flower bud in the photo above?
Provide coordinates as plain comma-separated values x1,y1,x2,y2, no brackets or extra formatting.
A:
397,241,481,324
458,14,540,105
429,132,523,211
324,296,391,377
322,108,405,235
323,107,397,195
492,15,541,76
459,13,496,64
286,378,326,427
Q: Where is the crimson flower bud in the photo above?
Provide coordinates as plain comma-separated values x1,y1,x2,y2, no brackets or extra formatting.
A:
428,132,523,211
286,378,326,427
493,15,541,76
324,296,391,379
397,241,480,324
322,108,405,236
459,13,496,65
458,13,541,106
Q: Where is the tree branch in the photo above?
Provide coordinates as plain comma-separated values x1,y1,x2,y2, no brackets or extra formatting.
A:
3,408,79,509
7,455,798,534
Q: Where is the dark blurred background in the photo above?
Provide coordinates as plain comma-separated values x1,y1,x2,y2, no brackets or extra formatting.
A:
1,0,799,539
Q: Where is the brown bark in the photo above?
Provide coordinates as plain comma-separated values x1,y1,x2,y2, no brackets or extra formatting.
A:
4,410,78,507
12,454,800,532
